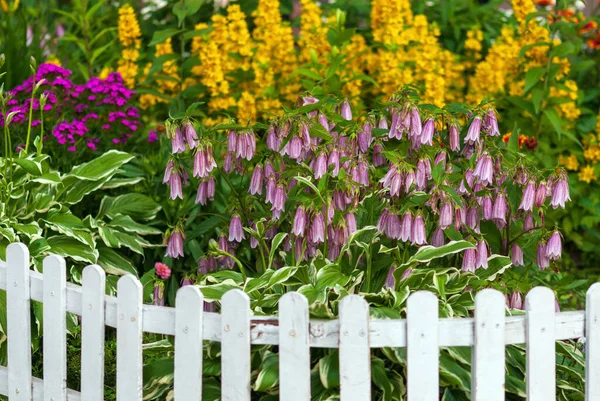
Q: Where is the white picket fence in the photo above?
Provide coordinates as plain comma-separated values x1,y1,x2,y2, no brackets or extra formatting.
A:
0,242,599,400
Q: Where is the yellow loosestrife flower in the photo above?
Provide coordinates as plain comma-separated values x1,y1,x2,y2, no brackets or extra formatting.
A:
116,5,141,88
578,165,596,183
559,154,579,171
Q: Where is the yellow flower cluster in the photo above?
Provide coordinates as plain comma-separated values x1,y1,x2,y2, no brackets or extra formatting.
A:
139,38,181,109
298,0,330,64
0,0,19,12
549,80,580,122
559,154,579,171
465,29,484,58
116,5,141,88
561,116,600,183
578,165,596,183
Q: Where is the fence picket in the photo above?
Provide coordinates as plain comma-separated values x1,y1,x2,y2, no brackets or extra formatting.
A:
339,295,371,400
472,289,505,401
116,275,143,401
526,287,556,401
174,286,204,401
407,291,439,401
221,289,251,401
586,283,600,400
81,265,106,401
7,243,32,401
43,255,67,401
279,292,310,401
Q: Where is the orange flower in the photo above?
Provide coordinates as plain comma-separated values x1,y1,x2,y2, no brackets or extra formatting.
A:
535,0,553,5
580,21,598,34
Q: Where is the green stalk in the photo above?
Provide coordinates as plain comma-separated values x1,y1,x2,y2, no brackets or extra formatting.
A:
24,74,37,154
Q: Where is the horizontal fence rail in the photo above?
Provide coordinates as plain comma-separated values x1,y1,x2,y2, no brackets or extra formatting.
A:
0,243,598,400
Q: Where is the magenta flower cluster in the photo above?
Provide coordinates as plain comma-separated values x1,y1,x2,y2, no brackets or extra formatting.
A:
162,90,569,281
1,63,141,152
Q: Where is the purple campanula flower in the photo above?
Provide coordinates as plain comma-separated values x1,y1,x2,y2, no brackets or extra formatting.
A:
420,118,435,146
400,212,413,242
535,182,547,208
197,256,217,276
482,196,493,220
431,227,445,247
207,177,215,201
462,248,477,272
314,152,328,179
358,122,372,153
265,177,277,204
410,108,422,140
181,277,193,287
510,291,523,310
475,240,488,269
288,136,303,160
341,100,352,120
292,207,307,237
384,267,395,289
193,145,216,178
519,181,536,212
492,193,508,228
415,160,427,190
311,212,325,244
167,169,184,200
411,214,427,245
550,174,570,209
377,209,389,233
203,301,216,313
473,153,494,186
295,236,305,262
386,213,401,240
523,212,535,232
195,180,208,205
182,121,199,149
454,207,466,231
401,268,413,280
511,244,524,266
346,212,357,234
163,160,174,184
434,152,447,168
373,143,386,167
536,241,550,270
464,116,481,144
439,201,453,230
449,124,460,151
228,214,245,242
466,207,480,233
223,152,233,173
404,170,415,193
166,229,184,259
318,113,330,131
484,109,500,137
249,164,264,195
546,231,562,260
171,126,186,153
378,116,389,129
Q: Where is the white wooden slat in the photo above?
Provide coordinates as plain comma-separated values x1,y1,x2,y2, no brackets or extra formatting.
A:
43,255,67,401
0,261,589,346
221,289,251,401
526,287,556,401
81,265,106,401
339,295,371,401
279,292,310,401
586,283,600,400
116,275,143,401
472,289,505,401
174,286,204,401
407,291,439,401
7,243,32,401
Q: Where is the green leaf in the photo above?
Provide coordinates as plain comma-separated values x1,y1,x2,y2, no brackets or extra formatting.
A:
524,67,545,94
543,108,564,137
172,0,204,26
13,223,41,239
98,193,161,221
295,68,322,80
101,176,144,189
198,280,240,300
400,241,476,268
31,172,61,184
551,41,575,58
267,266,298,288
508,122,520,153
149,29,185,46
43,213,94,247
97,245,137,276
268,233,288,269
293,175,324,202
112,231,145,256
109,215,162,235
14,159,42,176
58,174,114,204
253,352,279,391
319,351,340,388
475,255,512,281
47,236,98,264
68,150,134,181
